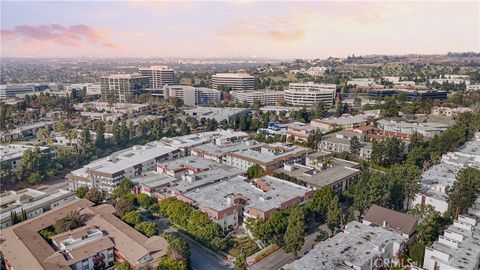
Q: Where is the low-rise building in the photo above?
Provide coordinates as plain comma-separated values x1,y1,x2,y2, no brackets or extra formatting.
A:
178,175,312,229
466,84,480,92
274,157,361,194
67,143,182,192
377,119,450,138
73,102,151,114
347,78,377,87
311,114,372,131
191,140,259,163
412,133,480,214
0,121,54,142
286,122,321,142
319,131,373,159
423,215,480,270
363,204,418,239
257,122,288,138
431,106,473,117
283,221,407,270
0,144,51,171
0,188,75,229
0,199,169,270
231,90,284,105
259,106,304,117
184,107,250,124
368,89,448,100
225,142,313,172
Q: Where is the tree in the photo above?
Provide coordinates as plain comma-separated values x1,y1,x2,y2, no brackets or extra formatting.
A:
115,261,131,270
84,188,103,204
234,250,248,270
27,172,42,185
409,242,425,266
137,193,156,209
9,211,19,225
306,187,334,221
326,196,342,234
371,137,405,167
349,136,360,157
446,168,480,215
75,186,89,198
36,128,50,143
283,206,305,257
95,121,106,148
135,221,157,237
123,211,143,225
157,256,187,270
163,234,190,261
116,198,134,217
54,210,86,233
246,165,264,179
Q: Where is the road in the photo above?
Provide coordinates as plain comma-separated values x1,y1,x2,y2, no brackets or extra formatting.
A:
249,225,326,270
149,217,231,270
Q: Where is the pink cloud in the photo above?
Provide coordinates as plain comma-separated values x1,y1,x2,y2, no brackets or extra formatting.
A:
0,24,118,48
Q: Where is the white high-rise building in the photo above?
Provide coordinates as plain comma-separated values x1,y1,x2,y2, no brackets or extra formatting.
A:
284,82,336,106
211,73,255,91
139,66,175,88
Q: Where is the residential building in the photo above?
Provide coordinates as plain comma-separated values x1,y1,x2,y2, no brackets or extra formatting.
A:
0,121,54,142
224,142,313,172
73,102,151,114
67,143,182,192
412,133,480,214
306,66,328,76
178,175,312,229
0,199,168,270
429,75,470,85
259,106,304,116
431,106,472,117
231,90,284,105
100,74,149,103
191,140,259,163
211,73,255,91
0,144,51,171
138,66,175,88
319,131,373,159
0,189,75,229
257,122,288,138
363,204,418,239
368,89,448,100
286,122,321,142
377,119,449,138
347,78,377,87
423,215,480,270
164,85,220,106
311,114,372,131
283,221,407,270
274,157,361,194
284,82,336,106
467,84,480,92
184,107,250,124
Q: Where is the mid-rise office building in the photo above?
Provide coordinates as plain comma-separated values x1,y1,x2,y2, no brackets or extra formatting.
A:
164,85,220,106
100,74,149,103
231,90,284,105
0,84,36,99
211,73,255,91
138,66,175,88
284,82,336,106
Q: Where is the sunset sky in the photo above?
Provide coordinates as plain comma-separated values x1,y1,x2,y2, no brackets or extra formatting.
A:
1,1,479,58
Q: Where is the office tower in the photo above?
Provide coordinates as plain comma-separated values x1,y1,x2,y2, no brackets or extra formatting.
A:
100,74,149,103
211,73,255,91
139,66,175,88
284,82,336,106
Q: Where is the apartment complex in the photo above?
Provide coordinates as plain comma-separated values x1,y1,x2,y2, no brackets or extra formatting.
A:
191,140,259,163
0,189,75,229
178,175,312,229
431,106,472,117
423,215,480,270
283,221,407,270
363,204,418,239
0,199,168,270
138,66,175,88
1,144,51,171
412,133,480,214
377,119,450,138
274,157,361,194
284,82,336,106
231,90,284,105
164,85,220,106
311,114,372,131
319,131,373,159
0,121,54,142
67,143,181,192
467,84,480,92
211,73,255,91
184,107,250,124
100,74,149,103
224,142,313,172
285,122,320,142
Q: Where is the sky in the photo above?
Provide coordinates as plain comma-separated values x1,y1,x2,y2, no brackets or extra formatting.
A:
1,1,479,59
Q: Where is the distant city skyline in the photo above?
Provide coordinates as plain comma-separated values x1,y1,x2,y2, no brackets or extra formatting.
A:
1,1,479,58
